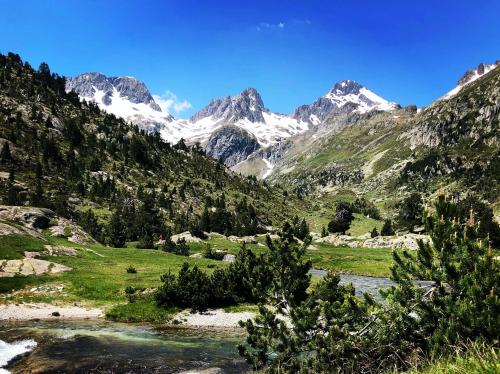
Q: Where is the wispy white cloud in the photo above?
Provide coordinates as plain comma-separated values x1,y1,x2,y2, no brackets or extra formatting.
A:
153,91,192,114
256,19,310,31
256,21,286,31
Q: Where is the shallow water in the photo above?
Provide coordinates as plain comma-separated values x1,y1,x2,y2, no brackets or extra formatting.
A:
0,320,247,373
309,269,433,301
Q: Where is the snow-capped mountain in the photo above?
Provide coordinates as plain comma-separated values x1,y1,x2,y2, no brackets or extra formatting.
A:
187,88,312,147
292,80,399,124
66,74,312,148
65,74,401,173
442,61,500,100
65,73,178,133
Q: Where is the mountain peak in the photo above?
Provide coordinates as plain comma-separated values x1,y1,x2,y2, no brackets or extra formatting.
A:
329,80,363,96
457,61,499,86
191,87,266,123
66,72,161,112
443,60,499,100
292,80,398,124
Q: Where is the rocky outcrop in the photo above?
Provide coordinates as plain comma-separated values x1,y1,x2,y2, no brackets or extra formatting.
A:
0,258,72,277
0,206,55,229
0,206,96,245
403,63,500,149
170,231,202,243
206,126,260,166
315,233,430,251
457,61,500,86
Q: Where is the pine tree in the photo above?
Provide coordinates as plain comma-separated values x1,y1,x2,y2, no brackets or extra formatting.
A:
107,210,127,248
328,201,354,234
238,223,373,372
321,226,328,237
199,206,211,232
388,195,500,352
381,219,395,236
371,227,379,238
397,192,423,232
0,142,13,163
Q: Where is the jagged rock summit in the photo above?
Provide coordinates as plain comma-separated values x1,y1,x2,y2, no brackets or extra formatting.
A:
191,87,266,124
66,72,161,111
442,61,500,99
292,79,399,124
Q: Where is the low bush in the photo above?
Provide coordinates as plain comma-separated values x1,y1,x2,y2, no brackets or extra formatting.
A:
126,265,137,274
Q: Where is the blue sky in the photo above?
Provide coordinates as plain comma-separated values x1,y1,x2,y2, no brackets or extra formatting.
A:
0,0,499,117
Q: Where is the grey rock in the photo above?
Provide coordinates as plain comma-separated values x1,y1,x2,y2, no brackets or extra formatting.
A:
0,206,55,229
292,80,398,124
222,254,236,263
206,125,260,166
66,72,161,112
191,88,266,123
457,61,500,86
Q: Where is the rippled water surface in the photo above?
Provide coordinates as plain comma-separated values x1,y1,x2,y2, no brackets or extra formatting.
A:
0,320,247,373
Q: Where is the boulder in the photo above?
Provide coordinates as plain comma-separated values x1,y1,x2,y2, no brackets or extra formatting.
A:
0,222,44,239
315,233,430,250
43,245,79,257
226,235,257,244
222,254,236,263
171,231,202,243
189,253,203,259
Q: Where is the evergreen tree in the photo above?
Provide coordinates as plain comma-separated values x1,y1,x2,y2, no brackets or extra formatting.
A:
31,179,44,206
199,206,211,232
321,226,328,237
107,210,127,248
0,142,13,163
371,227,379,238
381,219,395,236
388,195,499,351
397,192,423,232
328,201,354,234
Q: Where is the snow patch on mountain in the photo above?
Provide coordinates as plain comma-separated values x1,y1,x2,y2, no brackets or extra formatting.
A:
262,158,275,179
325,80,398,113
442,62,499,100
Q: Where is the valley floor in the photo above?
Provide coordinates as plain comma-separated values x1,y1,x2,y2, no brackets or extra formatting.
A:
0,231,396,323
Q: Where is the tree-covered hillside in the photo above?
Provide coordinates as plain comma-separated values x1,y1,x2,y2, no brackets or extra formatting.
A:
0,52,302,244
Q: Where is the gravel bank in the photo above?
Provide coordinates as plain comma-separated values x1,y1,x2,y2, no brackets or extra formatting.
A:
0,303,103,320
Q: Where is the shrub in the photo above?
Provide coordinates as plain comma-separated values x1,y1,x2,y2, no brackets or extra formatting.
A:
156,243,268,311
397,192,423,232
203,244,225,260
126,265,137,274
125,286,136,303
174,238,190,256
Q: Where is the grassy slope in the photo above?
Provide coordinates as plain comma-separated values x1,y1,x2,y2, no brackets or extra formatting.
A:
405,343,499,374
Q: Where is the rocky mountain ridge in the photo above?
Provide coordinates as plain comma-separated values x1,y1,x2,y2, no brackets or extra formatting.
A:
292,80,400,124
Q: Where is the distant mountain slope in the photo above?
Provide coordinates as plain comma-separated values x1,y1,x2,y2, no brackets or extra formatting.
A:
270,63,500,204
